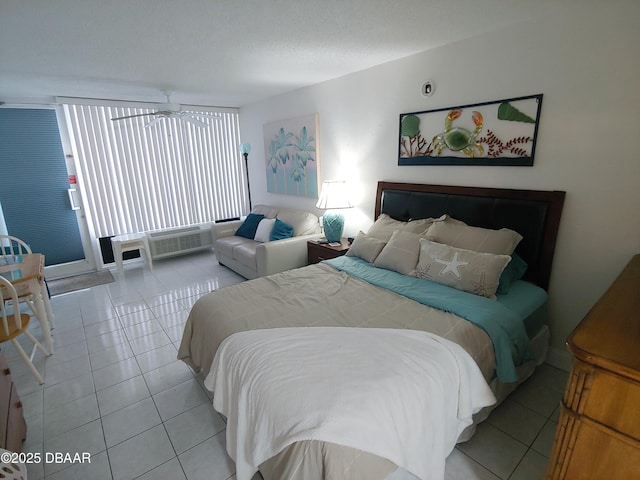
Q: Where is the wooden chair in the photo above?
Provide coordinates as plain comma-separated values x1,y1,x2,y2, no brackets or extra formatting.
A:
0,277,48,384
0,234,55,331
0,235,32,258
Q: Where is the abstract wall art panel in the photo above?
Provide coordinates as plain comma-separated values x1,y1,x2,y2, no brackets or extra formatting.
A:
398,94,543,166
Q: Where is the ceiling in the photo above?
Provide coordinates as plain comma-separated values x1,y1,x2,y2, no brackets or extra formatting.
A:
1,0,568,108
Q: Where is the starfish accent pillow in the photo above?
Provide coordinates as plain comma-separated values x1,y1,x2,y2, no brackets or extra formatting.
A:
415,238,511,299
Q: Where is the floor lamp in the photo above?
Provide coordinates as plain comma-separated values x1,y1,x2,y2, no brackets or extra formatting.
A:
239,143,252,210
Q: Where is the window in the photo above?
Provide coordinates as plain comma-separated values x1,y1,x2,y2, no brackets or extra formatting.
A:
62,99,247,238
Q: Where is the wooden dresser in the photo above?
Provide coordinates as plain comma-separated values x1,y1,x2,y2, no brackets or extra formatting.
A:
546,254,640,479
0,349,27,452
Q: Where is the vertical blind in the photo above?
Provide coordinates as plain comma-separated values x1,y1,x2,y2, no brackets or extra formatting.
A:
62,101,246,238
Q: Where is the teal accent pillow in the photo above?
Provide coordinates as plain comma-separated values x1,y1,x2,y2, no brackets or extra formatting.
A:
270,219,294,241
235,213,265,239
497,252,528,294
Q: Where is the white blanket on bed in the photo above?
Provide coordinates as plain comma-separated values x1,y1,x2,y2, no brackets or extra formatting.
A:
205,327,496,480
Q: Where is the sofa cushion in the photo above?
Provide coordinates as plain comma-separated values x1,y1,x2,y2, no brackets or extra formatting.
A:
276,209,319,236
270,219,294,241
252,205,280,219
254,218,276,243
235,213,264,239
215,236,252,258
233,242,258,270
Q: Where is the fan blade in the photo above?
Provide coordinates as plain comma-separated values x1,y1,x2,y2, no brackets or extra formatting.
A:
182,115,209,128
144,116,165,128
111,112,157,121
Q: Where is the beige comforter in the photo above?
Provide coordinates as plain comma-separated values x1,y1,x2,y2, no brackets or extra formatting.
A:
177,262,496,480
178,263,495,379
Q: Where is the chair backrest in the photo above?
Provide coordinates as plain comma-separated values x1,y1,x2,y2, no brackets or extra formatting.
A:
0,277,24,337
0,235,32,258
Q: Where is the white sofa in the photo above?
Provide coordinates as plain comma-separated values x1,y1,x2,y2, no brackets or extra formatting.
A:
212,204,322,279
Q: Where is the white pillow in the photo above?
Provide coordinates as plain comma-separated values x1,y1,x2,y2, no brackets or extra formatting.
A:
254,218,276,242
346,231,387,263
415,238,511,299
367,214,445,242
373,230,423,276
424,217,522,255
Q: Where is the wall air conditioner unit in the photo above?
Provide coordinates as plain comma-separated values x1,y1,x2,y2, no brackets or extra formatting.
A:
146,225,213,260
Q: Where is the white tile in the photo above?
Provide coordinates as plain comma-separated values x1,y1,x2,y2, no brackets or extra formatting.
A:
43,339,89,367
93,356,142,391
44,372,96,412
46,450,112,480
509,378,563,418
510,449,550,480
136,343,179,373
156,310,188,330
23,413,44,451
165,402,226,454
118,308,156,327
143,360,194,395
180,296,201,310
135,458,187,480
130,330,172,355
172,285,202,300
114,300,149,316
84,317,123,338
44,393,100,438
153,378,209,421
487,398,547,446
445,448,500,480
97,375,151,416
44,419,106,475
178,431,235,480
20,388,44,420
531,420,558,457
89,342,135,371
27,461,45,480
52,326,86,346
166,324,186,343
144,291,178,307
457,423,528,479
86,329,128,354
102,397,162,448
150,301,184,318
108,424,176,480
44,354,92,386
123,318,163,341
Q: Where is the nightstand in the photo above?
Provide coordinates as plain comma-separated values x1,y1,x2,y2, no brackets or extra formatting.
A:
307,239,350,264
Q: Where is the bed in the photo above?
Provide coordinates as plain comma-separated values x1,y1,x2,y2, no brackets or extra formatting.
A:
178,181,565,480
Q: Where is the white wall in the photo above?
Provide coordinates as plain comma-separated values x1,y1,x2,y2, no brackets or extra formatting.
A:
239,3,640,369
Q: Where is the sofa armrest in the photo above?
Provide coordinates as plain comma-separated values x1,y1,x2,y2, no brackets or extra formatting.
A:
212,220,244,241
256,234,323,277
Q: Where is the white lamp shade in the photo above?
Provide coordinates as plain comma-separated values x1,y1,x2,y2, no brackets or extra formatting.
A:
316,180,352,210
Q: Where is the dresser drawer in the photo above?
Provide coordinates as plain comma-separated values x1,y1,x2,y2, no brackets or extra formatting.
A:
557,404,640,480
582,368,640,440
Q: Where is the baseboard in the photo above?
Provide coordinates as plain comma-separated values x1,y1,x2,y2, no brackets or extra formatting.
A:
546,345,573,372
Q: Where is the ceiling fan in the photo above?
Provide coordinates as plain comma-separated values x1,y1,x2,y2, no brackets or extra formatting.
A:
111,90,220,128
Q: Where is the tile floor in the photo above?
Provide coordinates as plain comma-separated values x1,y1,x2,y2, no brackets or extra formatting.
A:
3,250,568,480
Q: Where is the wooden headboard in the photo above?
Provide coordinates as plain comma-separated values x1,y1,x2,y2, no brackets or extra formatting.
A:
375,182,565,290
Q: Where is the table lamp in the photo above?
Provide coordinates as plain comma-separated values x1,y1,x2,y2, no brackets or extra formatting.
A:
316,180,352,242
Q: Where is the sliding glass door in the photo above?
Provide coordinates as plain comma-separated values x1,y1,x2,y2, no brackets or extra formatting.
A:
0,107,95,278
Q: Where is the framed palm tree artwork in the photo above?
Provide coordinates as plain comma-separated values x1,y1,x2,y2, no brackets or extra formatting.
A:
264,113,319,198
